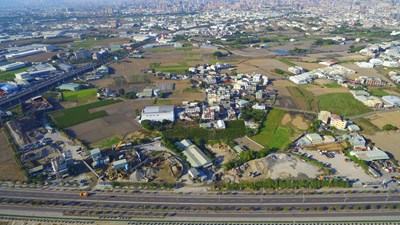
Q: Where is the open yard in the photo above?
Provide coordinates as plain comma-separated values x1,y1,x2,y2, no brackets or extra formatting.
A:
0,130,26,181
163,120,246,142
364,110,400,129
318,93,372,117
234,136,264,152
50,99,122,129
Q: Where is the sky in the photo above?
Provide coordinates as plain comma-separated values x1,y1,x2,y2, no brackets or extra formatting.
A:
0,0,115,9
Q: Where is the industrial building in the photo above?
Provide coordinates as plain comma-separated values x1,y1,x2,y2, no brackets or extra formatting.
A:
350,148,390,162
177,139,213,169
140,105,175,122
0,61,30,72
5,49,43,59
289,74,313,84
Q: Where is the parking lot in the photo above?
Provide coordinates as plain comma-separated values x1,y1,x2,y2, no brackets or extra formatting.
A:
301,149,396,186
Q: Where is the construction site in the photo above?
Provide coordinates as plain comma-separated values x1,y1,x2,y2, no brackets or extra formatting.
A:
86,138,184,184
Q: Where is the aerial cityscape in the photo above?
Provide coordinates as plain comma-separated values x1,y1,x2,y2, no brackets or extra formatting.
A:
0,0,400,225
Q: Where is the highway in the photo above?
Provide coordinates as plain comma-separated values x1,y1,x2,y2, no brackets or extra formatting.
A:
0,188,400,220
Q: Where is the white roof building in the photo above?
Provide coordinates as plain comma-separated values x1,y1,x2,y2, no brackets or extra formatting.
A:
382,95,400,107
140,105,175,122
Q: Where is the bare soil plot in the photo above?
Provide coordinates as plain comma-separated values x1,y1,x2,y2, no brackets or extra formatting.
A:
15,51,60,62
0,130,26,181
153,79,205,105
364,110,400,128
272,79,296,87
234,136,264,151
364,132,400,161
239,153,320,182
236,58,289,78
294,61,327,70
66,99,151,144
303,142,347,152
281,113,310,130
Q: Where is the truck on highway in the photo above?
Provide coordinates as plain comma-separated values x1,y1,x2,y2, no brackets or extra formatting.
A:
79,192,89,197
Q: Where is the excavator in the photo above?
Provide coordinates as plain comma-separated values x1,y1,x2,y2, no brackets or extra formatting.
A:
114,133,128,151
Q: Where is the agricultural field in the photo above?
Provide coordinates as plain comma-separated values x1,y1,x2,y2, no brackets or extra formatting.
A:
66,99,151,144
303,80,349,95
252,109,312,150
50,99,122,129
287,86,319,112
368,88,389,97
318,93,372,117
62,88,99,106
90,136,121,150
0,130,26,181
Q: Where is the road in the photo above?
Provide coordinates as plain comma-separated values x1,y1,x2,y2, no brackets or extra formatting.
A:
347,108,400,120
0,188,400,220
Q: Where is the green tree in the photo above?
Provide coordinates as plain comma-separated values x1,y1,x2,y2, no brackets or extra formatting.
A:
141,120,154,131
118,88,125,96
382,124,398,131
213,51,224,58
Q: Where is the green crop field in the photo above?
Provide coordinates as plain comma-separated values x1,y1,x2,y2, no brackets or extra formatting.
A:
0,66,31,83
324,83,342,88
50,99,122,128
267,126,293,150
278,58,297,67
251,109,285,147
153,99,172,105
63,88,98,105
318,93,372,117
368,88,388,97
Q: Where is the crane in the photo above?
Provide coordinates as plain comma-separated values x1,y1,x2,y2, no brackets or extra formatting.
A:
115,133,128,151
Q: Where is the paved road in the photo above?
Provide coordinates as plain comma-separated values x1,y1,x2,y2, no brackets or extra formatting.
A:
0,188,400,221
1,188,400,208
